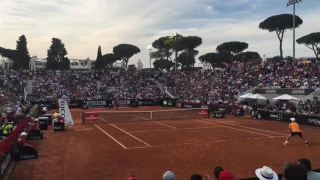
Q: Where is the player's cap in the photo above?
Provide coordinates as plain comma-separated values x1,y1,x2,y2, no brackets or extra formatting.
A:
290,118,295,121
162,171,175,180
219,171,234,180
255,166,278,180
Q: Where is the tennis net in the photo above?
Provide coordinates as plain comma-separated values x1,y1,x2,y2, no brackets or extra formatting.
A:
81,108,209,124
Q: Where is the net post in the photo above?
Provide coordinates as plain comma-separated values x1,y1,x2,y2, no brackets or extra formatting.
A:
150,111,152,120
82,112,85,124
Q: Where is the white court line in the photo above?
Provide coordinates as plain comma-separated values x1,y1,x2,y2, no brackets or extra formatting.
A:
195,120,273,137
99,117,108,122
94,124,127,149
132,115,177,129
214,121,287,136
126,135,285,149
109,123,152,147
152,121,177,129
133,115,150,121
128,126,221,133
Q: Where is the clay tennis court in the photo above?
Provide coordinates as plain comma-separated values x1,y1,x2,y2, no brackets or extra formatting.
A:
11,106,320,180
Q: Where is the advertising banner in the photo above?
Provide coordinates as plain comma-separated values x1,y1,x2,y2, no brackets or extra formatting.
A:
112,100,131,106
138,99,154,106
254,88,315,95
85,113,99,121
87,100,107,108
198,109,208,116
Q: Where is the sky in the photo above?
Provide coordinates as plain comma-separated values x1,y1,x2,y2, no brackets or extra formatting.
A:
0,0,319,67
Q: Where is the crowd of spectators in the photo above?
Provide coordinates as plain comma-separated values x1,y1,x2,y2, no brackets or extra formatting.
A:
32,70,101,100
99,70,168,99
0,69,29,104
1,59,320,102
257,97,320,115
128,158,320,180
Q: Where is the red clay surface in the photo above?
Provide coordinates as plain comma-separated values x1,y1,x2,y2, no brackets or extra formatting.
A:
11,106,320,180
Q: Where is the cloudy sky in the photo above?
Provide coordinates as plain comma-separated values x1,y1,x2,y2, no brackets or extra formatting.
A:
0,0,319,67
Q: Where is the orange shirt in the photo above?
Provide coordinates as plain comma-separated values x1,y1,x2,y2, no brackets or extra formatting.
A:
289,122,301,132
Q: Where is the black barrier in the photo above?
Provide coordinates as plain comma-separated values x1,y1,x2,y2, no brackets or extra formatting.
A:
257,110,320,127
87,100,109,108
161,99,177,107
176,102,233,114
138,99,155,106
67,100,82,108
31,99,178,109
0,151,12,179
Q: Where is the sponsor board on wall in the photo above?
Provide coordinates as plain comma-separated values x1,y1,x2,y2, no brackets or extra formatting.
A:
112,100,131,106
85,113,99,121
88,100,107,108
198,109,208,116
138,99,154,106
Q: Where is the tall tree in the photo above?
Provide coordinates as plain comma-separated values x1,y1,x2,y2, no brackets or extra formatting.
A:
127,64,137,72
113,44,140,68
216,41,248,55
259,14,303,58
237,51,260,62
14,35,31,69
153,59,175,71
199,53,226,68
152,36,176,71
46,38,70,69
103,53,119,67
0,47,17,61
94,46,104,69
296,32,320,60
175,36,202,70
176,50,198,69
272,55,282,62
216,41,249,62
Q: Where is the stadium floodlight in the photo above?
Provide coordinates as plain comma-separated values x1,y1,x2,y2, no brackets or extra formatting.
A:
172,31,178,72
147,45,152,69
287,0,302,62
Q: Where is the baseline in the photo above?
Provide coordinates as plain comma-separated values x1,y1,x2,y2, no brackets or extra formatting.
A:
152,121,177,129
195,120,273,137
128,125,221,133
126,135,285,150
213,120,287,136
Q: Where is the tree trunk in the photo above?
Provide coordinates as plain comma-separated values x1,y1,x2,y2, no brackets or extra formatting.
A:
186,51,189,71
279,39,283,59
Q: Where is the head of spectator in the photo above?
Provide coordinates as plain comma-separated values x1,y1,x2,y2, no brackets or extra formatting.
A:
162,171,175,180
298,158,312,172
219,171,234,180
255,166,278,180
213,166,224,180
191,174,203,180
298,158,320,179
283,163,307,180
127,175,138,180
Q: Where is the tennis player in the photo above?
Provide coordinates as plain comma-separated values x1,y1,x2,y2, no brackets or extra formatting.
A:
114,100,119,111
283,117,308,146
